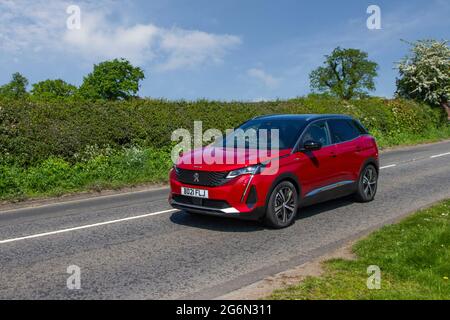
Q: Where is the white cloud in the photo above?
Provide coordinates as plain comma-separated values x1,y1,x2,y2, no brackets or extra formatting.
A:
251,97,270,102
158,28,241,71
0,0,241,70
0,0,67,52
63,13,160,64
247,68,280,88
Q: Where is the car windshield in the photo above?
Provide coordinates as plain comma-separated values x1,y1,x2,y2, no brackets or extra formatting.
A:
213,118,306,150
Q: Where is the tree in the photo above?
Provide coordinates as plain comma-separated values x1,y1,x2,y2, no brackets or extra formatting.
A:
309,47,378,100
78,58,145,100
396,40,450,119
0,72,29,99
31,79,78,99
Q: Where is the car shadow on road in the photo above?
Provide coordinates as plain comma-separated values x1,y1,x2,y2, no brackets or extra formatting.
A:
169,195,355,232
169,210,264,232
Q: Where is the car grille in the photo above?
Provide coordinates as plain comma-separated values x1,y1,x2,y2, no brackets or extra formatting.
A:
175,168,229,187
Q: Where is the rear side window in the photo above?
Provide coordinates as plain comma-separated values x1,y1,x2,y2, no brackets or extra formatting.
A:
327,119,360,143
352,120,368,135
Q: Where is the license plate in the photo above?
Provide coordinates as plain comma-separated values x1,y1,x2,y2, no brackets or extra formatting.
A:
181,187,209,199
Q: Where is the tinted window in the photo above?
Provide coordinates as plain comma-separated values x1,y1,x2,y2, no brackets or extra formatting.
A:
328,119,360,143
300,121,331,147
352,120,368,134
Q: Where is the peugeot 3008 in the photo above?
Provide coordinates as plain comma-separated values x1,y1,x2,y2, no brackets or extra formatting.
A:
169,114,379,228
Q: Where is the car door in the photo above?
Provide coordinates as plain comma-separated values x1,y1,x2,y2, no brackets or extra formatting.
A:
327,119,363,182
295,120,339,197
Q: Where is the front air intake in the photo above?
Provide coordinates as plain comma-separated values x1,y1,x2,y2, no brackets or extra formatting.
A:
175,168,229,187
246,186,257,208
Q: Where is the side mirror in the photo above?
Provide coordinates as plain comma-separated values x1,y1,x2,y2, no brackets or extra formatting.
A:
302,140,322,151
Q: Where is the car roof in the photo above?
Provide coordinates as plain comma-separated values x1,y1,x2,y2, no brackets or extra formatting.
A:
252,114,353,122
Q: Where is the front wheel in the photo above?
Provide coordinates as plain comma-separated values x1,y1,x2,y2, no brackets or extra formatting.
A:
264,181,298,229
354,164,378,202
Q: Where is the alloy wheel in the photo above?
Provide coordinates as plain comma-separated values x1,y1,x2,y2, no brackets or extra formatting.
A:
274,186,296,224
362,166,377,198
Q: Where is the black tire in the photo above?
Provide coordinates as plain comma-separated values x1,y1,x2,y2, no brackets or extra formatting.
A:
354,164,378,202
264,181,298,229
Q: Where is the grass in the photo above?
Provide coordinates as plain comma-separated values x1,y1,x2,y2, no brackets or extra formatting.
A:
269,199,450,300
374,125,450,149
0,146,173,201
0,125,449,202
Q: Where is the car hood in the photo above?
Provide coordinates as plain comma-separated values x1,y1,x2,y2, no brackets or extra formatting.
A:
176,147,291,171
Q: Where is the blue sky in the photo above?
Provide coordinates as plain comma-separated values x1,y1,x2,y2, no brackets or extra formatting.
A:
0,0,448,100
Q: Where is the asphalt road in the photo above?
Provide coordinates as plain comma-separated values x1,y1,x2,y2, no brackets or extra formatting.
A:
1,141,449,299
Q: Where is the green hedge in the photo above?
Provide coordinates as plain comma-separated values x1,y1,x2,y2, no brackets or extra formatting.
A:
0,96,447,166
0,147,172,200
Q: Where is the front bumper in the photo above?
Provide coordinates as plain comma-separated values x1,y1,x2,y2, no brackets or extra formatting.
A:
169,198,265,221
168,169,269,221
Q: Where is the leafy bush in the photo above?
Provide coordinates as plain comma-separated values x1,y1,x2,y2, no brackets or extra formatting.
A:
0,147,171,200
0,73,29,99
309,47,378,99
78,58,145,100
31,79,78,100
0,96,447,167
0,96,448,200
396,40,450,107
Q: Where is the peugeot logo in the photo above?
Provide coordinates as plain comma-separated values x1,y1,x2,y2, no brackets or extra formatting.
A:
193,173,200,183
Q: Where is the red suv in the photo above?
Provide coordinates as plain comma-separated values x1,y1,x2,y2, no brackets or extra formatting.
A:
169,114,379,228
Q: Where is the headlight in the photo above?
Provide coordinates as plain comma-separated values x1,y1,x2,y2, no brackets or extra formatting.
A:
226,165,261,179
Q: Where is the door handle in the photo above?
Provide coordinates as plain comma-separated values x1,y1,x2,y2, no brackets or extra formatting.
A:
330,152,337,158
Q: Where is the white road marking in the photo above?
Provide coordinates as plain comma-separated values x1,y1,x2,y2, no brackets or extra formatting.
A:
430,152,450,159
0,208,177,245
380,164,397,169
0,186,169,215
380,150,450,170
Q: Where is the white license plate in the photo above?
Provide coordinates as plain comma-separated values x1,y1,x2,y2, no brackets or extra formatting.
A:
181,187,209,199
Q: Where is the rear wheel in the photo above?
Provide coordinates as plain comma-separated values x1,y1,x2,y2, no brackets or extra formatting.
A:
264,181,298,228
354,164,378,202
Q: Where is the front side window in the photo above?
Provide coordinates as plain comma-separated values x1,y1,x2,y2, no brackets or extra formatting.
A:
300,121,331,147
327,119,360,143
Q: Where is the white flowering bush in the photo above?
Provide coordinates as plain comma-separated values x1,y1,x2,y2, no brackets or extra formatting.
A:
396,40,450,109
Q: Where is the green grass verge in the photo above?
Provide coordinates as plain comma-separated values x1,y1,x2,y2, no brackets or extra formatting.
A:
374,125,450,149
0,146,173,201
269,199,450,300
